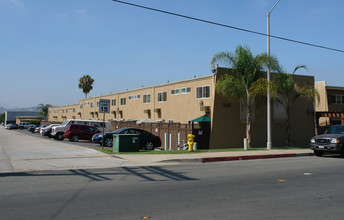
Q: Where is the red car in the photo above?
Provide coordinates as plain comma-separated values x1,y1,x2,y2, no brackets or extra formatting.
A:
63,124,101,142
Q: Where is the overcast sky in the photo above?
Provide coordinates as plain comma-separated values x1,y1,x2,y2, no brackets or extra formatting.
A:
1,0,343,108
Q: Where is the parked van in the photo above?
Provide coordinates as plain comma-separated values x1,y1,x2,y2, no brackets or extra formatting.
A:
51,119,113,140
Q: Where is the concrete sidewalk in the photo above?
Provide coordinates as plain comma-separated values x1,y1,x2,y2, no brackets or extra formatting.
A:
0,127,314,173
113,149,314,164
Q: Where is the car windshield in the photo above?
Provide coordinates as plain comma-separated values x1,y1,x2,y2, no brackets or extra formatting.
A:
60,120,69,127
326,126,344,134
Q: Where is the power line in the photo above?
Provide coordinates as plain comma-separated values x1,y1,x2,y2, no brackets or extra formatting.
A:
112,0,344,53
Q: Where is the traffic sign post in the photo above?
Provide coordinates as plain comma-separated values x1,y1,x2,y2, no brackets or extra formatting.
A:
99,99,110,149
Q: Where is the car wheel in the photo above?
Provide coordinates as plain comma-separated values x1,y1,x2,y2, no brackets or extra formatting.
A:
70,135,79,142
145,141,154,150
314,151,323,157
104,138,113,147
56,133,64,141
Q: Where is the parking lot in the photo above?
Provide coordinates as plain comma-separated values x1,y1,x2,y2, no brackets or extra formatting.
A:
0,126,126,173
16,127,110,150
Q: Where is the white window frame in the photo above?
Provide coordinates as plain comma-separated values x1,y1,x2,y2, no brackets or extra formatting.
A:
158,92,167,102
171,89,181,95
120,98,126,106
111,99,116,106
143,94,151,104
196,86,211,99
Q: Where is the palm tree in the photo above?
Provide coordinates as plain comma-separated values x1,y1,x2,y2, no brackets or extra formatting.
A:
37,104,52,121
273,65,320,146
78,75,94,98
211,45,278,148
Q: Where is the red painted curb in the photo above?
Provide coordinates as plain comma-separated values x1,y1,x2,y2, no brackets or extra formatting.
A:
202,153,297,163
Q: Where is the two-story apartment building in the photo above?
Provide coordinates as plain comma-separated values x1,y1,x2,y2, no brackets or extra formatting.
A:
49,67,315,148
315,81,344,129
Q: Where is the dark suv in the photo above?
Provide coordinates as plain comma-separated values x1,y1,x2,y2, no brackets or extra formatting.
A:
63,124,101,142
310,125,344,156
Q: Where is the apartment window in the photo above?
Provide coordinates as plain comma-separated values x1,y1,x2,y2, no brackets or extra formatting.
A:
73,108,75,112
143,94,151,103
334,95,344,104
90,102,94,108
96,101,99,107
171,89,180,95
158,92,167,102
196,86,210,98
181,87,191,94
129,94,140,100
120,98,126,106
111,99,116,106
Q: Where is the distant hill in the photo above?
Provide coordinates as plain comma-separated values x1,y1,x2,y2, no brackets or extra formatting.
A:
0,106,38,114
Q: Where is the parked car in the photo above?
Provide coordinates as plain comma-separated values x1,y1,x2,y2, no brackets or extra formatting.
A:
92,128,161,149
310,125,344,156
6,123,18,130
51,119,113,140
42,124,60,137
39,124,51,134
28,125,39,132
34,126,42,133
63,124,101,142
18,122,30,130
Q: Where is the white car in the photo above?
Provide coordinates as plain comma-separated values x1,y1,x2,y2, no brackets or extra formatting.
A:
39,124,51,134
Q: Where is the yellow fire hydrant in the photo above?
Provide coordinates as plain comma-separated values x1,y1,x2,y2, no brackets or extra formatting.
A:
187,134,195,152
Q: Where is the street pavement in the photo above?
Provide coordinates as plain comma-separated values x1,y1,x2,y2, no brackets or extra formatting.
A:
0,126,314,173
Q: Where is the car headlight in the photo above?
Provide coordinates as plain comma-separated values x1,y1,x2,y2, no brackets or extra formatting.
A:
310,138,315,143
331,138,340,144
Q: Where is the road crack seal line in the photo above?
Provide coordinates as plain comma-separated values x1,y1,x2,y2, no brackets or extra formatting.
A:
0,144,16,172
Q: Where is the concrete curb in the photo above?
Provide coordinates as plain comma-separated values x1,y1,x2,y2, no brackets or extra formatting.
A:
202,152,314,163
160,152,314,163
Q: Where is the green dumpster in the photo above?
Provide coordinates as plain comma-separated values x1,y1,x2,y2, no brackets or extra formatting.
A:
113,134,140,152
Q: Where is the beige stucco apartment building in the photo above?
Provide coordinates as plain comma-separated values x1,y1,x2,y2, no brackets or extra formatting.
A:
315,81,344,127
48,67,316,148
49,74,214,124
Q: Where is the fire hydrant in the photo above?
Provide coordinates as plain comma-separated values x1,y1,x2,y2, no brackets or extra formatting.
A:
187,134,195,151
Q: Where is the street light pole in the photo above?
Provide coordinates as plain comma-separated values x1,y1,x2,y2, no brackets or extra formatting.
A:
267,0,280,150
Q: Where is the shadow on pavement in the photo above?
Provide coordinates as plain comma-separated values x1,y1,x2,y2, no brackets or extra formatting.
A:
0,166,199,182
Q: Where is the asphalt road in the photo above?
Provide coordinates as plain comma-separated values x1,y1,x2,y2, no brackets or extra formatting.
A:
1,156,344,220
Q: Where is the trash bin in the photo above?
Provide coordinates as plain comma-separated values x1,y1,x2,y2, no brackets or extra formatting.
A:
113,134,140,152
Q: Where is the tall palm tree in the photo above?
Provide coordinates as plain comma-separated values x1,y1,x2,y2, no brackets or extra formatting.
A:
37,104,52,121
211,45,278,148
78,75,94,98
273,65,320,146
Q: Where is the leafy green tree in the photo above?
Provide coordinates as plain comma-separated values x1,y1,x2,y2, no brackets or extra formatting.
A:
37,104,52,121
273,65,320,146
78,75,95,98
211,45,278,148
